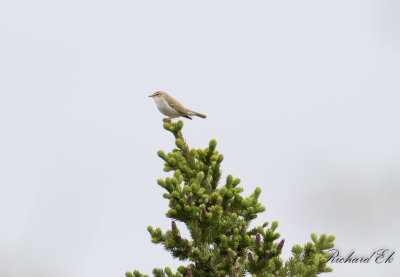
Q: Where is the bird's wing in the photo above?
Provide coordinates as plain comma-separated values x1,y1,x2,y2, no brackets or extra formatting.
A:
165,95,188,114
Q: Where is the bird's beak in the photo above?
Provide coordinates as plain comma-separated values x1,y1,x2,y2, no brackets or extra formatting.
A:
148,95,153,97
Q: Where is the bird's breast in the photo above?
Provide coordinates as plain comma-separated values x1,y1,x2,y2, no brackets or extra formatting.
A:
154,98,181,117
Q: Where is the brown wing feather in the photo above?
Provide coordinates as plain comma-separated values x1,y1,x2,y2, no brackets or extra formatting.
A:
164,94,188,115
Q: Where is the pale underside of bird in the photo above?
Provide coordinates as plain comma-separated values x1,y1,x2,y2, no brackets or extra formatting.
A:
148,91,206,120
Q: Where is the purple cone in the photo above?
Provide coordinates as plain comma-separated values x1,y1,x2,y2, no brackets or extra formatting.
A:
264,251,270,262
277,239,285,251
255,233,261,245
248,252,253,262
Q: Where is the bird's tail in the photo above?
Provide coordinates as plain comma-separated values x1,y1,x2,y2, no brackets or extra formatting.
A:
189,110,207,119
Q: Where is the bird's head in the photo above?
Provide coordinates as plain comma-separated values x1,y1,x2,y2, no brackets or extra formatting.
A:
148,91,167,98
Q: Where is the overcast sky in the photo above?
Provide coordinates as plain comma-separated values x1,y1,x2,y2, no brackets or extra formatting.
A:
1,1,399,277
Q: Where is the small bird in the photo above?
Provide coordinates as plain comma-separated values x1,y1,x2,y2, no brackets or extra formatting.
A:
148,91,206,120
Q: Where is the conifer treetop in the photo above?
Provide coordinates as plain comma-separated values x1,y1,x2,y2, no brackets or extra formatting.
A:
126,120,335,277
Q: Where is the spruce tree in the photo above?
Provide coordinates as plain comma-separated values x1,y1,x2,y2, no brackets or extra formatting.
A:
126,120,335,277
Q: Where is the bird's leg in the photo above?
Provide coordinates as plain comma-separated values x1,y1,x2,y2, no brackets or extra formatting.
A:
163,118,172,123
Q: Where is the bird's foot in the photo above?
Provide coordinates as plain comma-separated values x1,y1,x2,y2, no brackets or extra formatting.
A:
163,118,172,123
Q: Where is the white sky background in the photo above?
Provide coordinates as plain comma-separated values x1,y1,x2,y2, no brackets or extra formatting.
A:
0,1,399,276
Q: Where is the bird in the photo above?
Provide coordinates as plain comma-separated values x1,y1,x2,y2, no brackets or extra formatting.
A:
148,91,206,120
